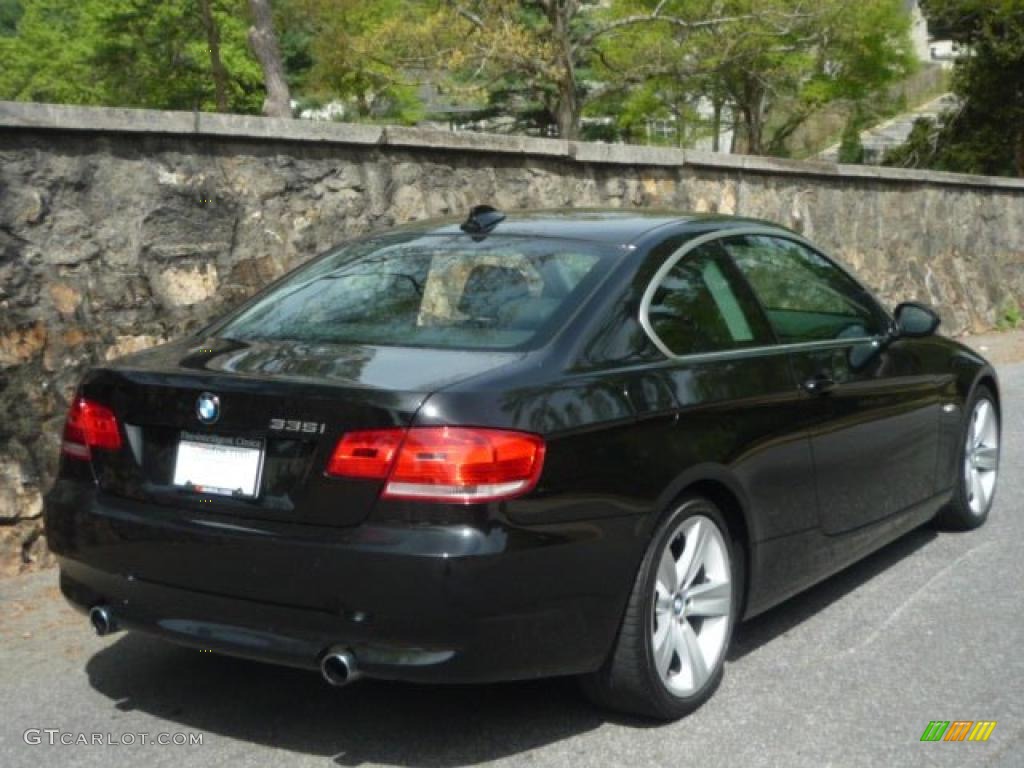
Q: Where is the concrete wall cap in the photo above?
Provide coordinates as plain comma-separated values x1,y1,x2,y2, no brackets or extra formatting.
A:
2,100,1024,191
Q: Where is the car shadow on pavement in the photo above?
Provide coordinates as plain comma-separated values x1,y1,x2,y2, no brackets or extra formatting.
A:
83,525,938,764
85,636,625,766
729,525,937,660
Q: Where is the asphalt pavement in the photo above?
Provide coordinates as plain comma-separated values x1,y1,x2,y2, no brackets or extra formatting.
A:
2,364,1022,768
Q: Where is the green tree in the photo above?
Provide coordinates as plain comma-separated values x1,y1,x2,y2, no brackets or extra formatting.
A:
584,7,716,145
578,0,914,154
388,0,791,140
273,0,315,94
886,0,1024,176
0,0,264,112
697,0,914,155
0,0,22,36
838,113,866,164
91,0,264,112
280,0,429,123
0,1,102,104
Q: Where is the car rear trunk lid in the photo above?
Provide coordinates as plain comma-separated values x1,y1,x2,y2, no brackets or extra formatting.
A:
78,336,519,528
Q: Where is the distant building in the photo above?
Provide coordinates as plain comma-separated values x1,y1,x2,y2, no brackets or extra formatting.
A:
906,0,963,69
906,0,931,62
294,101,346,122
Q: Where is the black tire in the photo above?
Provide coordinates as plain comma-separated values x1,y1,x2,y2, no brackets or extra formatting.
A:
936,385,999,531
580,496,742,720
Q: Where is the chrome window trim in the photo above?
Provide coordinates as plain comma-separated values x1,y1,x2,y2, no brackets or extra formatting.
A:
637,226,891,362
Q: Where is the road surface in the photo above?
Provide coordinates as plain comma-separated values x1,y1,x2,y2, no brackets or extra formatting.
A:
2,364,1021,768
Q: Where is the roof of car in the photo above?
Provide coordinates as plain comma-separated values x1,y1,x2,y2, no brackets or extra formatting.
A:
394,209,790,246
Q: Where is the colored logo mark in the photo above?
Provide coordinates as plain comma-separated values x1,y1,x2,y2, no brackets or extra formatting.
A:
920,721,997,742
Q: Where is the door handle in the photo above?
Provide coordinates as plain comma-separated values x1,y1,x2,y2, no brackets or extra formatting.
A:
802,373,836,396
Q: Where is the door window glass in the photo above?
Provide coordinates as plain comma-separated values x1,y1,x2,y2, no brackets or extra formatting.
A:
722,236,885,343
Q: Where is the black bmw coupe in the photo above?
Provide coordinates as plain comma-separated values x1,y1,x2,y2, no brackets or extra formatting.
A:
45,207,1000,720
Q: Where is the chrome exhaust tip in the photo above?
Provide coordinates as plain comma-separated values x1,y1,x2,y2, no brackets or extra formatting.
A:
89,605,116,636
320,647,361,687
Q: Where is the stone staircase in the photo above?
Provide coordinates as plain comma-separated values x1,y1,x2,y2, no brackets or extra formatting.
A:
819,93,958,164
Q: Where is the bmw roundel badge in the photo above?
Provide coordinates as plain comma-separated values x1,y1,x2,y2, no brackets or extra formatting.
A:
196,392,221,425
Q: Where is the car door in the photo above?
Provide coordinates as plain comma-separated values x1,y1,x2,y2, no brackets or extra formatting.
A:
721,233,943,535
639,237,820,544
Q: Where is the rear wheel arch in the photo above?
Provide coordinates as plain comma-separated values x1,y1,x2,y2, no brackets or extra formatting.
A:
676,479,751,620
647,469,754,620
593,467,755,677
937,377,1000,530
975,373,1000,416
584,483,749,718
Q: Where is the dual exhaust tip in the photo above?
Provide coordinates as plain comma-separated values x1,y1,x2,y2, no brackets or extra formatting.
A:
89,606,359,687
320,647,361,687
89,605,116,637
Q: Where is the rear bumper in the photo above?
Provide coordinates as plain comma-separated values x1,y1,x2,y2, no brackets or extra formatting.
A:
45,479,640,683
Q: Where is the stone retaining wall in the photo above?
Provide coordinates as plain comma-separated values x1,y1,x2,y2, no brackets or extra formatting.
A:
2,100,1023,573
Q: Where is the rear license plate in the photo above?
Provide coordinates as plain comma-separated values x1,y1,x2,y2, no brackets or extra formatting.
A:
172,431,265,498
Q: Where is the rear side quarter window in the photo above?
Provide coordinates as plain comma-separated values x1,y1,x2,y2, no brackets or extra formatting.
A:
643,243,774,358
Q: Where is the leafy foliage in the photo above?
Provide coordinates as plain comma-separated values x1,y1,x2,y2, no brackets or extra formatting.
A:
0,0,22,36
0,0,263,112
838,114,866,164
886,0,1024,176
998,297,1023,330
0,0,919,155
681,0,915,155
280,0,430,123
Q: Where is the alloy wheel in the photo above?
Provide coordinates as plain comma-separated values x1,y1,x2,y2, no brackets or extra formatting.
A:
965,398,999,516
651,514,732,696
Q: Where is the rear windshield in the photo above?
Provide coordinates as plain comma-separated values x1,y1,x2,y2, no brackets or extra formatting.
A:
218,234,616,350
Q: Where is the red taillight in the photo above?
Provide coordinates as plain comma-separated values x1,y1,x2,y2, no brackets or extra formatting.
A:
326,427,545,504
62,398,123,460
326,429,404,479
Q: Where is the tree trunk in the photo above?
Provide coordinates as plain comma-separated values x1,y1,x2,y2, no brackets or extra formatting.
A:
747,115,764,155
248,0,292,118
737,81,765,156
711,99,723,153
556,79,580,140
548,1,580,140
1016,126,1024,177
198,0,229,112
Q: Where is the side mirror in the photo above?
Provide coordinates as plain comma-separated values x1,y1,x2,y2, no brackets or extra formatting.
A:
895,302,941,338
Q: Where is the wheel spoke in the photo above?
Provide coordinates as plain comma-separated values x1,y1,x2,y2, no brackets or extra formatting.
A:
972,403,985,447
974,470,989,510
976,401,997,447
686,580,731,618
654,583,673,619
968,468,981,507
678,622,710,688
676,520,708,590
653,619,677,674
657,547,679,595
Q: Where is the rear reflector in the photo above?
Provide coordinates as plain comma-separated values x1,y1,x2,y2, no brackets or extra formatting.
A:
62,397,123,460
326,427,545,504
